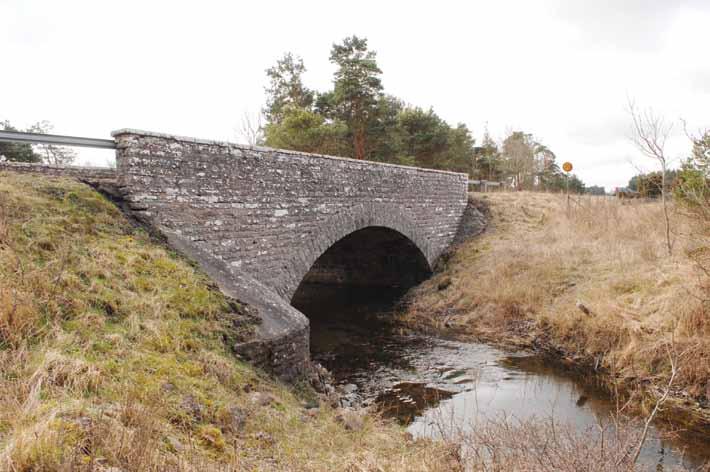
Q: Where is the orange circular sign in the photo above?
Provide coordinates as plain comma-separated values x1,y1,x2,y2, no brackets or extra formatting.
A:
562,162,573,172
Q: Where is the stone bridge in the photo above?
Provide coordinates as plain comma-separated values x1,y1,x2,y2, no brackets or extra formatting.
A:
1,129,472,378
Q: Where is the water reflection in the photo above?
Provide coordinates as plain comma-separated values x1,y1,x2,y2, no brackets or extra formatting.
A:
298,286,709,470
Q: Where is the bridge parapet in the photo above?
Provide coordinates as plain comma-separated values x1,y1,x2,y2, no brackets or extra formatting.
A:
113,129,469,299
1,130,469,379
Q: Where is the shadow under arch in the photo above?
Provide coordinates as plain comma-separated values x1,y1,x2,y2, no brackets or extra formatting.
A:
281,203,436,301
289,222,433,378
290,225,432,309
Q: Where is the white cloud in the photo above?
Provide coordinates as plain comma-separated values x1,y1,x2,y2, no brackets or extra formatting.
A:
1,0,709,190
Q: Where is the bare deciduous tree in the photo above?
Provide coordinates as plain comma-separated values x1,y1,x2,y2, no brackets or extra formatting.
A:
28,121,77,166
627,98,674,255
237,111,264,146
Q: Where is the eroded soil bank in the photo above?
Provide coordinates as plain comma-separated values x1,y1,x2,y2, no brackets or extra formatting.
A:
399,192,710,440
298,285,710,470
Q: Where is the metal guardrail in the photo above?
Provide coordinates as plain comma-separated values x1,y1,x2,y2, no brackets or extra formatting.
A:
0,130,116,150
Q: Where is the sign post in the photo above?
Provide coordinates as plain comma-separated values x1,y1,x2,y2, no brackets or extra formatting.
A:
562,162,573,215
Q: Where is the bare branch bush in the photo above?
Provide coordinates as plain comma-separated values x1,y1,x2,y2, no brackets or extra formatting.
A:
627,98,674,255
236,111,265,146
28,120,77,166
629,342,678,465
452,414,644,471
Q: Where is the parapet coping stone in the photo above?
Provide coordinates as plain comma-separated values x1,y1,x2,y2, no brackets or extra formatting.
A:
111,128,468,178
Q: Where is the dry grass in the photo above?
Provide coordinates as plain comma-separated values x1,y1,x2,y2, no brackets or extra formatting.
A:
1,173,703,471
0,172,459,471
403,192,710,421
458,415,647,471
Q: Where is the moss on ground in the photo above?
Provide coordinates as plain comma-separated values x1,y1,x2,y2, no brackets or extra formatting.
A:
0,172,458,471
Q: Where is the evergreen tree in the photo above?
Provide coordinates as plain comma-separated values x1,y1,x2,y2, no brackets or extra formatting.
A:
444,124,475,174
259,37,589,190
365,95,405,164
0,121,41,163
264,53,315,123
397,107,449,169
263,105,349,156
473,130,502,181
328,36,383,160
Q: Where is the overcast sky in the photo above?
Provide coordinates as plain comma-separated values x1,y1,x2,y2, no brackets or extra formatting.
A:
2,0,709,190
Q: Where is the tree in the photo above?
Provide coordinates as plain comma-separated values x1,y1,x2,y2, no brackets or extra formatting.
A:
675,130,710,213
627,99,673,255
586,185,606,196
0,121,41,163
502,131,536,190
364,95,405,164
237,111,265,146
533,143,562,191
329,36,383,160
687,129,710,176
259,39,576,182
628,170,679,198
397,107,450,169
264,53,315,123
473,130,503,181
26,121,76,166
263,105,349,156
675,130,710,282
566,174,586,194
444,123,475,174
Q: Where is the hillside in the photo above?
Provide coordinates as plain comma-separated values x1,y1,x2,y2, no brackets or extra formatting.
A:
402,191,710,425
0,172,457,471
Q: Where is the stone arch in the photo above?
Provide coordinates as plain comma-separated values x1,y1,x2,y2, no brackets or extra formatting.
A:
282,203,434,301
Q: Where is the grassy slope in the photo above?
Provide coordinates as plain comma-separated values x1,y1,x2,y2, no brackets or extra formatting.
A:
403,192,710,423
0,173,458,471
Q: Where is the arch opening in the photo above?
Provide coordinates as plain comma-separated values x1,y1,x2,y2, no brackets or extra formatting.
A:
290,226,431,308
290,226,431,373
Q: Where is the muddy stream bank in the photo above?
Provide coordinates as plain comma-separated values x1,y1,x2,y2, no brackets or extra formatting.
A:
294,286,710,470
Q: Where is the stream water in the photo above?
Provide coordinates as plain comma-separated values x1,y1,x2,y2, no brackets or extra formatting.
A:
296,287,710,471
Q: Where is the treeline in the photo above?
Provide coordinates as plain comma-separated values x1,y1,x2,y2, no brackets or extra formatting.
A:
0,120,76,165
471,130,586,192
626,170,680,197
259,36,588,193
625,131,709,200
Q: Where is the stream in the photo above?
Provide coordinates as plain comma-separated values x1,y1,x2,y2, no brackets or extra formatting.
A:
296,286,710,471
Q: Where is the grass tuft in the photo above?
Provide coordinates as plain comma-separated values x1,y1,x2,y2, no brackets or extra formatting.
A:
403,192,710,421
0,172,459,471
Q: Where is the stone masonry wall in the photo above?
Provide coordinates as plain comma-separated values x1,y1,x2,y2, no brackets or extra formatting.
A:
0,161,117,186
112,129,469,302
2,132,468,380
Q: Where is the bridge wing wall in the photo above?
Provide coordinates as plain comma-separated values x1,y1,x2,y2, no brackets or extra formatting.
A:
113,129,468,298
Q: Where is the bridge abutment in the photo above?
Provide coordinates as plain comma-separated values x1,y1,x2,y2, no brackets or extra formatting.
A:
108,129,469,378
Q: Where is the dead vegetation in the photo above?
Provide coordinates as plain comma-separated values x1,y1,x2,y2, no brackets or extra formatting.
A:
1,173,705,471
402,192,710,424
458,415,647,471
0,172,459,471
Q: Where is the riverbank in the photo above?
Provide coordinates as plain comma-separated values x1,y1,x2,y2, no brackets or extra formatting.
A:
0,173,461,471
401,191,710,428
2,173,705,471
